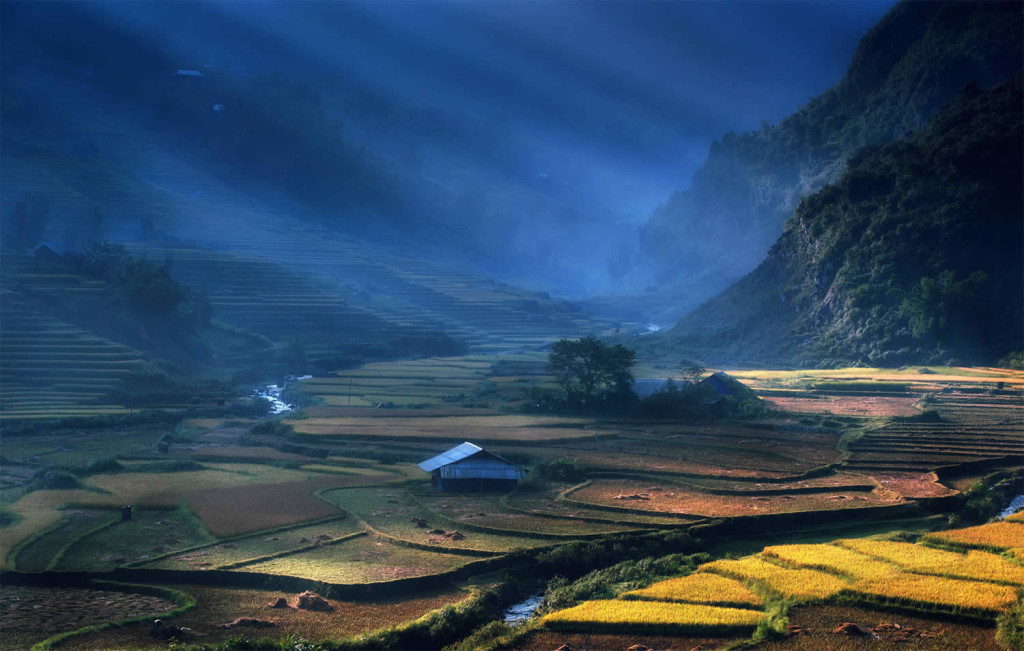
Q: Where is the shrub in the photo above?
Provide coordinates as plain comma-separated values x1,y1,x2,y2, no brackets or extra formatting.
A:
996,598,1024,650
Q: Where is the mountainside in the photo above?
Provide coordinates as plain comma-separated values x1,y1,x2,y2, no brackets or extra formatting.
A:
647,74,1022,367
634,0,1022,322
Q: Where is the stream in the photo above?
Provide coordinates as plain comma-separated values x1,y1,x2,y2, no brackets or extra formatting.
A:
254,375,311,415
503,593,543,623
999,494,1024,519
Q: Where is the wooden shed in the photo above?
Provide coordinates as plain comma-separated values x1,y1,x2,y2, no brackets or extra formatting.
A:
418,442,525,492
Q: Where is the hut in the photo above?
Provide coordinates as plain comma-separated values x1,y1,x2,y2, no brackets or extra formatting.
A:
418,442,525,492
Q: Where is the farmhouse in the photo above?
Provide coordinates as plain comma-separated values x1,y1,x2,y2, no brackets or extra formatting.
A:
418,442,525,492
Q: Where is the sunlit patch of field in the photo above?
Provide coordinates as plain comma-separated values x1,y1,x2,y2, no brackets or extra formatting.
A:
13,509,117,572
763,395,922,417
621,573,764,608
727,366,1024,386
567,479,901,518
833,539,1024,585
850,572,1018,614
542,600,765,635
701,557,849,600
143,516,363,570
238,534,475,583
54,508,215,571
923,521,1024,552
56,584,472,650
854,471,956,499
761,544,898,580
322,487,555,551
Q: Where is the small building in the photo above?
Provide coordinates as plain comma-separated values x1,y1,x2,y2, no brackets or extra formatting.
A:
418,442,525,492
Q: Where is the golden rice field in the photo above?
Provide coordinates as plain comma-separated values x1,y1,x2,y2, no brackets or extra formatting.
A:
849,572,1019,614
832,539,1024,585
542,600,764,634
761,544,898,580
700,557,849,600
621,572,763,608
922,521,1024,551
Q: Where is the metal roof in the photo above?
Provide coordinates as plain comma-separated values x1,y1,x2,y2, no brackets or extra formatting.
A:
418,442,484,472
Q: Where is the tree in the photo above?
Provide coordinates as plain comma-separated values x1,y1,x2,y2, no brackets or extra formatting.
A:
546,336,636,404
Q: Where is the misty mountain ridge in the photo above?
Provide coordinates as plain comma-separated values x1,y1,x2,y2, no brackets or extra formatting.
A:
630,0,1022,324
645,73,1023,368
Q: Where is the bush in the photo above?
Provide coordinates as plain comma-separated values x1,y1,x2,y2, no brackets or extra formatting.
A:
85,456,123,474
534,458,585,483
996,598,1024,651
30,468,81,490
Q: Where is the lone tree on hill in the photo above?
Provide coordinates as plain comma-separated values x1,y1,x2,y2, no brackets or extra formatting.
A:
546,336,636,404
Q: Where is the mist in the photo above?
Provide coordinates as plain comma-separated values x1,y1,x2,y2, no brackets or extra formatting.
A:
2,0,896,299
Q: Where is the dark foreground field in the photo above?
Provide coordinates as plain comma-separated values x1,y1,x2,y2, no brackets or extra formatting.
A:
1,360,1021,650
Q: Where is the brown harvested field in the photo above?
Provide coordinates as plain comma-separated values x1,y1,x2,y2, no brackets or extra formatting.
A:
856,471,957,499
186,473,395,537
568,480,903,517
753,603,1001,650
301,406,495,418
416,493,637,536
625,424,844,466
54,584,470,650
191,446,314,462
763,395,922,417
290,415,594,442
508,484,701,526
0,585,178,651
510,446,793,480
684,473,877,493
510,630,740,651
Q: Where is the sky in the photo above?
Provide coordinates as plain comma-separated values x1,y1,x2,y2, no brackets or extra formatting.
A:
83,0,899,219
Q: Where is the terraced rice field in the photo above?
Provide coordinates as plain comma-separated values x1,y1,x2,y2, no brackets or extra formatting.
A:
850,572,1019,615
0,259,144,419
184,473,391,537
700,557,849,600
143,517,363,570
53,508,214,571
321,487,556,551
542,600,764,635
236,534,475,583
566,479,900,518
760,543,898,580
621,573,763,608
15,583,471,651
416,492,637,536
290,414,595,443
0,585,180,650
923,520,1024,551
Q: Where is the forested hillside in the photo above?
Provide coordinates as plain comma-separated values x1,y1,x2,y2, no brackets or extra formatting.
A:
649,74,1022,367
635,1,1022,321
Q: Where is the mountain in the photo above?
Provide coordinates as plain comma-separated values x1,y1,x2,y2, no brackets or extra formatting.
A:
643,74,1022,368
632,0,1022,323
